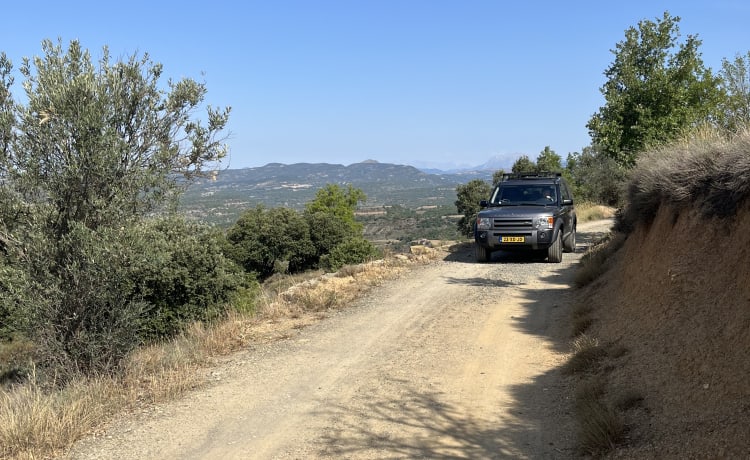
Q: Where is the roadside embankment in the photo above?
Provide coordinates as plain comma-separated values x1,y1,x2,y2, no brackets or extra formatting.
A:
574,129,750,458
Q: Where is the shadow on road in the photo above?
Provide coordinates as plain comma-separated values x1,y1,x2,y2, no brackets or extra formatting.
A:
443,276,518,288
315,379,539,459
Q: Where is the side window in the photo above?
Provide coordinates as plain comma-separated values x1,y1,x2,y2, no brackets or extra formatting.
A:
560,182,571,201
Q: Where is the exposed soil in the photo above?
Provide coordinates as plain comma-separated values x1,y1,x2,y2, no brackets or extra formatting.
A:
65,221,614,460
582,206,750,458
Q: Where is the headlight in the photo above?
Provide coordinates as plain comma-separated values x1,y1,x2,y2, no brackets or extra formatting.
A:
476,217,492,230
534,216,554,229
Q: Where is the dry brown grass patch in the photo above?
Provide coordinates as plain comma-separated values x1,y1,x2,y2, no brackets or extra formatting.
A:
576,202,616,223
574,232,626,287
0,371,123,459
574,385,624,455
563,334,607,375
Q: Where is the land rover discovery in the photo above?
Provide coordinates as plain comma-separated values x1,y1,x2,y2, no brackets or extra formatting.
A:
473,172,576,263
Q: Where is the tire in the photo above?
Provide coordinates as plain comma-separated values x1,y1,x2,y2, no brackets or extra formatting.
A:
475,243,490,263
547,231,563,263
563,226,576,253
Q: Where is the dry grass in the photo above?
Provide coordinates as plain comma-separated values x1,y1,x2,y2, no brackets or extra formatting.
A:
621,127,750,230
0,249,446,459
563,334,607,375
0,370,123,459
575,202,616,223
573,232,626,287
574,384,624,455
570,359,625,455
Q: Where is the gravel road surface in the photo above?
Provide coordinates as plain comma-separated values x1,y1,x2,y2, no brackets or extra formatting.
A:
67,219,613,460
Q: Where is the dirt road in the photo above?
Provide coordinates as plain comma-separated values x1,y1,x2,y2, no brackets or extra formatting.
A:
68,220,613,460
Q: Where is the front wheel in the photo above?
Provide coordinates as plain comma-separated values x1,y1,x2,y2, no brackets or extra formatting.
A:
563,226,576,253
475,243,490,263
547,231,563,263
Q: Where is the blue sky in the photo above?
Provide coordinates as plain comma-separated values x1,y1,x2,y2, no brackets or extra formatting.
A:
1,1,748,169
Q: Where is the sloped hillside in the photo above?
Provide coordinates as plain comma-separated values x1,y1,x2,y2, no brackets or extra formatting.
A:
578,131,750,457
585,206,749,457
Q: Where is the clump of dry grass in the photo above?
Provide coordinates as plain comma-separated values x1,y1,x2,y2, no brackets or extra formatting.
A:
0,312,255,459
621,127,750,231
574,232,626,287
575,202,616,223
563,334,607,375
0,369,123,459
574,383,624,455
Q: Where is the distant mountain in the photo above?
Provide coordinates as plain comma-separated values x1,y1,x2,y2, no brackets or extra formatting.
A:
180,160,493,225
413,154,514,174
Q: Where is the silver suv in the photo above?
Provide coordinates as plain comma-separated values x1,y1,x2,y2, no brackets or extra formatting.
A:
473,172,576,263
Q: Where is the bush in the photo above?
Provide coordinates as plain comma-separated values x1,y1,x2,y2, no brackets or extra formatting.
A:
320,238,381,272
225,206,316,280
129,216,250,341
6,216,249,380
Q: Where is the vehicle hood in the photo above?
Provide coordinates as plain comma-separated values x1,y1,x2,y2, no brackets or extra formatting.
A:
477,205,554,217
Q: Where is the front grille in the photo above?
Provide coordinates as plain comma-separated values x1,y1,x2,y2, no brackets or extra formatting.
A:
492,218,533,229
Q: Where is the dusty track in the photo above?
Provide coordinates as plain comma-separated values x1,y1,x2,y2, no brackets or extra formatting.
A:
68,220,613,460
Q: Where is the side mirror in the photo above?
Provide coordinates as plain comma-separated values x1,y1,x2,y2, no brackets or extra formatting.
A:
479,200,488,208
562,199,574,206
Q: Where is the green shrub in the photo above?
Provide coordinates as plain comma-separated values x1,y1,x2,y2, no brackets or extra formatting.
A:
127,216,250,341
225,205,316,280
320,238,380,272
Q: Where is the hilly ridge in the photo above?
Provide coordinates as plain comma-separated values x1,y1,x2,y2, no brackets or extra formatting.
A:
180,161,492,226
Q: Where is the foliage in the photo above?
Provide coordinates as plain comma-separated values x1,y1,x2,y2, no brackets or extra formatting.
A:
128,216,250,341
305,184,366,235
491,169,506,185
320,237,381,272
304,183,367,259
566,146,627,206
535,146,562,172
224,184,375,279
587,12,725,168
718,51,750,132
454,179,491,237
225,205,316,280
0,39,234,378
511,155,536,173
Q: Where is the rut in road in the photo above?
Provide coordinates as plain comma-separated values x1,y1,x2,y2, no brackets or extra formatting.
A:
68,221,612,460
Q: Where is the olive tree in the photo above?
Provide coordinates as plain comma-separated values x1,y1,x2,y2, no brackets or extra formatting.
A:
0,39,235,377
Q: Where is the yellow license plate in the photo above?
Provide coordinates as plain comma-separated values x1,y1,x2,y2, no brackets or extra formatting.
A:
501,236,525,243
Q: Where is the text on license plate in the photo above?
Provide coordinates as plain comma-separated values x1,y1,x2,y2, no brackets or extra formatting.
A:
501,236,525,243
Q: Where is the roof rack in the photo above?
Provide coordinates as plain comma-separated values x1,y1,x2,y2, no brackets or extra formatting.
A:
500,171,562,181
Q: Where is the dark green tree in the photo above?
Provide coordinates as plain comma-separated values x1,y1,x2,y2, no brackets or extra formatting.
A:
492,169,506,185
566,146,626,205
718,51,750,132
587,12,724,167
535,146,562,172
455,179,491,237
225,206,316,279
305,184,366,235
511,155,536,173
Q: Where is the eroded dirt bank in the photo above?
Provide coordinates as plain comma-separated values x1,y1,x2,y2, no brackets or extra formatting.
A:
66,221,613,459
583,206,750,458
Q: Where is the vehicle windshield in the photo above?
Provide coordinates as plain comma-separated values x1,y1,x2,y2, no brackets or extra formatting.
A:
490,184,557,206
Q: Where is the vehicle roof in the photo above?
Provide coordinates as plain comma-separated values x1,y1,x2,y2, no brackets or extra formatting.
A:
496,172,563,186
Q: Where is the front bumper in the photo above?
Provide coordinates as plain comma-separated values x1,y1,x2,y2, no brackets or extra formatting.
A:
475,227,554,250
